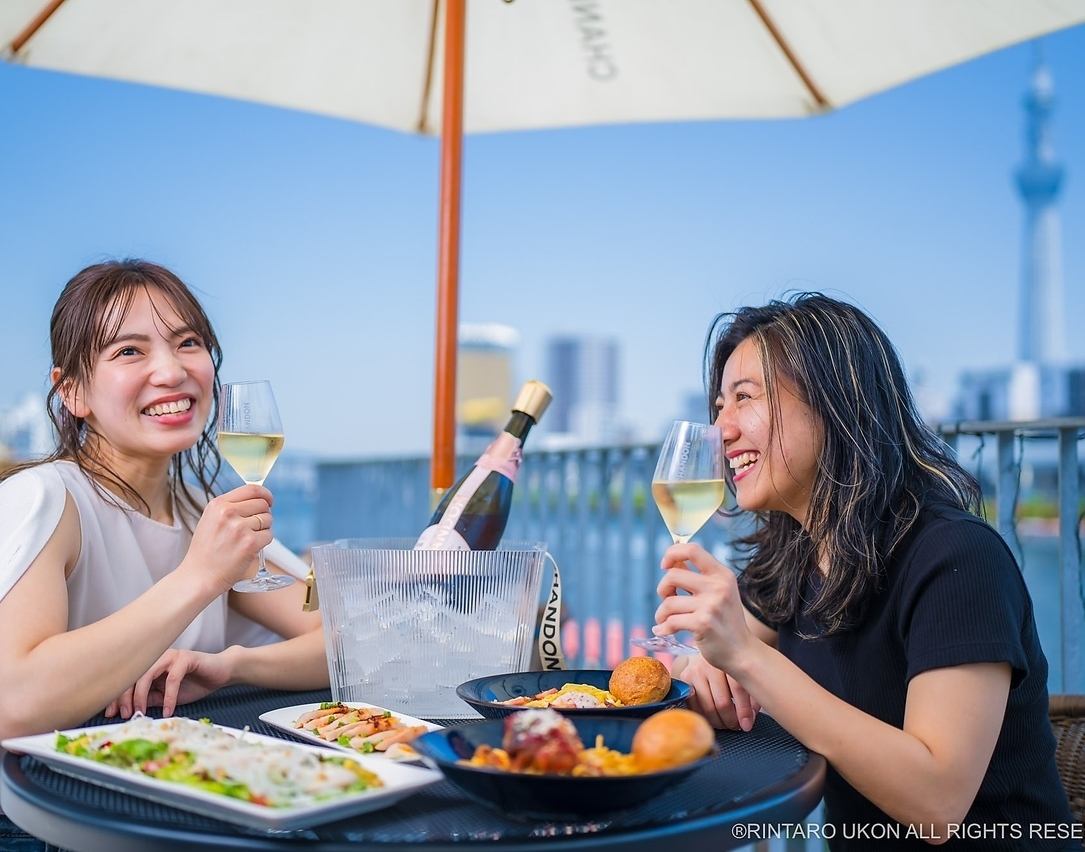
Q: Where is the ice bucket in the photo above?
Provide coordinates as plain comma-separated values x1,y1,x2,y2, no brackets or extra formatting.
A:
312,538,549,718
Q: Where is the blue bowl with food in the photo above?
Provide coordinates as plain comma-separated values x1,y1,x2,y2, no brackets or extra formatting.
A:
457,659,690,719
414,709,716,819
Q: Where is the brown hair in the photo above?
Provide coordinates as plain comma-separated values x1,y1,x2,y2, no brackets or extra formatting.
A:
706,294,980,634
2,260,223,522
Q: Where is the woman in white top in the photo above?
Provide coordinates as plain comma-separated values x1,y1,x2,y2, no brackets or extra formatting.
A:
0,259,327,740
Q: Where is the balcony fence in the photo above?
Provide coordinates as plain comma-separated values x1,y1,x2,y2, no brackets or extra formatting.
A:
314,418,1081,852
938,418,1083,694
315,418,1083,693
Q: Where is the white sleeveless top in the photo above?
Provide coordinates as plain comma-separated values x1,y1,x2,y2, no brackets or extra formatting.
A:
0,461,308,650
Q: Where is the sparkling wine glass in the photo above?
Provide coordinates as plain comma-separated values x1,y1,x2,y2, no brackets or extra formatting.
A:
632,420,726,655
217,380,293,593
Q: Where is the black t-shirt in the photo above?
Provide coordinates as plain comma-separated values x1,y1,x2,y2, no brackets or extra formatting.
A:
743,502,1077,850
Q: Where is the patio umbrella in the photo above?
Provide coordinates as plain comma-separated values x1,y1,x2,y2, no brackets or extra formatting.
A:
4,0,1084,492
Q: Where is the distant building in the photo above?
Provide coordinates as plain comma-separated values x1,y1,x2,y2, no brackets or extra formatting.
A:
955,50,1084,421
457,324,519,443
958,363,1085,421
680,390,711,427
0,392,51,462
544,335,622,444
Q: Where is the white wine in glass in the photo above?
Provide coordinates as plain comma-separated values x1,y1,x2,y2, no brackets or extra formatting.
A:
632,420,726,655
218,381,293,593
651,479,728,545
217,432,285,485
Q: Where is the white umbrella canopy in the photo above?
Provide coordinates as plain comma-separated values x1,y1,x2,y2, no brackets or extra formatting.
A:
4,0,1084,491
3,0,1083,132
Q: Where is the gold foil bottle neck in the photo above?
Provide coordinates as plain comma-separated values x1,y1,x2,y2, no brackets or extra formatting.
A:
513,380,552,422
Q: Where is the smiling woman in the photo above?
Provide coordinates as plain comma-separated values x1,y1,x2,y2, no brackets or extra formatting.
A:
655,293,1077,850
0,260,327,754
38,262,223,521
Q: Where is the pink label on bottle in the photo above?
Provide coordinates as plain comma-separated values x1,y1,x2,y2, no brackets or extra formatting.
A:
414,465,491,550
475,433,523,483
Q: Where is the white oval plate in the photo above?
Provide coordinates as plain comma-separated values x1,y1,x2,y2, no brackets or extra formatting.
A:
260,702,443,762
2,718,442,831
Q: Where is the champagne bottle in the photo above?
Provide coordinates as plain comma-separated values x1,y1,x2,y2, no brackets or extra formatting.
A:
415,380,552,550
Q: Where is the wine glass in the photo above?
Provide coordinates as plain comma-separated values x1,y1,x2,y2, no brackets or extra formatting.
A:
631,420,726,655
217,380,293,593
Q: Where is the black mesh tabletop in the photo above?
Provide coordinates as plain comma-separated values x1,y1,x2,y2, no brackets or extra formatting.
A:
2,686,824,852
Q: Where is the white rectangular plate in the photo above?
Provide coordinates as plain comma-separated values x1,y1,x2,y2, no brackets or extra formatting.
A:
2,719,442,831
260,703,443,761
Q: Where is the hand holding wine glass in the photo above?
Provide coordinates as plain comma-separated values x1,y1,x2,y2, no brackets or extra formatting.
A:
631,420,726,655
217,380,293,592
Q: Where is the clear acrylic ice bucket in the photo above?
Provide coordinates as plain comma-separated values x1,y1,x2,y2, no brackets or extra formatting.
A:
312,538,548,719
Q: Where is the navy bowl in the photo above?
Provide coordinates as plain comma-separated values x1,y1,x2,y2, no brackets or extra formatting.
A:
457,670,690,719
414,716,715,819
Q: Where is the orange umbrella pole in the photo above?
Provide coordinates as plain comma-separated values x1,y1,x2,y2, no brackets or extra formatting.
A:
8,0,68,54
432,0,466,496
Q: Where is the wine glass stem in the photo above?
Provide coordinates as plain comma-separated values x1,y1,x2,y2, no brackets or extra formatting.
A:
666,534,691,648
255,547,269,579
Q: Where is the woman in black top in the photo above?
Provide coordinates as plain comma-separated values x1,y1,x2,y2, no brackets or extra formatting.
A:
654,294,1075,849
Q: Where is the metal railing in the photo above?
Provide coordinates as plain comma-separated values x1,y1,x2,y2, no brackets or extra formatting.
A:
938,418,1083,693
315,418,1083,691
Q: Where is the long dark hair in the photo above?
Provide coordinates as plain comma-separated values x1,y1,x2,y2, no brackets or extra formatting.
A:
2,260,222,523
706,293,980,634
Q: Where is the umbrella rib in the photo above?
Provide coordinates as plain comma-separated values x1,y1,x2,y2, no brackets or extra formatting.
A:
417,0,441,134
746,0,830,111
7,0,68,55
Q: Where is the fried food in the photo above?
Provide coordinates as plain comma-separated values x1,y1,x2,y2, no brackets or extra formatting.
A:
463,708,712,777
632,708,715,771
609,657,672,705
502,709,584,773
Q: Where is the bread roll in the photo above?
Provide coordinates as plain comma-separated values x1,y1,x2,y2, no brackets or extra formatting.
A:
632,709,715,771
609,657,671,706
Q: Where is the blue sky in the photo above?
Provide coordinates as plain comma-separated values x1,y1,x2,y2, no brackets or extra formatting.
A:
1,25,1082,457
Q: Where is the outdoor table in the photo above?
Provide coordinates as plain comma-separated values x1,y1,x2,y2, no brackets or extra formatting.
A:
2,685,825,852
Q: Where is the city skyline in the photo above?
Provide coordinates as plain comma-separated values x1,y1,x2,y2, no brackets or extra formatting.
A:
0,27,1082,457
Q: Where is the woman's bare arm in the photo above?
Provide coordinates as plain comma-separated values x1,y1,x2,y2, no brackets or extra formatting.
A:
734,641,1010,838
0,495,221,737
222,629,329,690
743,607,779,647
227,562,321,639
0,484,273,737
656,543,1011,838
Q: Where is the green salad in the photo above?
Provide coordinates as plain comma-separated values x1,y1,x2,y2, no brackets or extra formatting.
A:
56,716,382,808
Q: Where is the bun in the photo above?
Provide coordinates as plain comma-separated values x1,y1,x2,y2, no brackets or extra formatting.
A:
609,657,671,706
632,709,715,771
